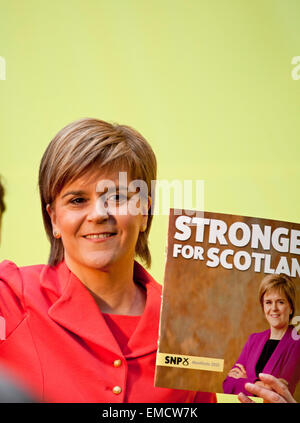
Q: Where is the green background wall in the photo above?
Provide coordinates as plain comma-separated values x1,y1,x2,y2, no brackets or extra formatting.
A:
0,0,300,284
0,0,300,404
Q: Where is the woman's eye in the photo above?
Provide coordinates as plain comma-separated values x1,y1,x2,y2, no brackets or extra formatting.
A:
107,193,128,203
70,197,86,205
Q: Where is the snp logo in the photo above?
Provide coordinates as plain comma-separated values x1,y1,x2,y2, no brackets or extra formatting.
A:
165,355,190,366
0,57,6,81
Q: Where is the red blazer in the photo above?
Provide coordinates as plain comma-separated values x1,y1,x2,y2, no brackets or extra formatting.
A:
0,260,215,403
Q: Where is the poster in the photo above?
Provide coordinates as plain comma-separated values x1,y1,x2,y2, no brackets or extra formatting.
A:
155,209,300,401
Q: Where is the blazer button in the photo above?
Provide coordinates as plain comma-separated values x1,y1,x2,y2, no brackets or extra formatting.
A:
112,386,122,395
113,359,122,368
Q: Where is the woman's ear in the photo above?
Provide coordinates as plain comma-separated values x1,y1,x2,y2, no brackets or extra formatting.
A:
140,196,151,232
46,204,55,224
46,204,60,238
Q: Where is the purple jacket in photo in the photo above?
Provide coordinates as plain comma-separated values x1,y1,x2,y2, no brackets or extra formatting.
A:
223,326,300,395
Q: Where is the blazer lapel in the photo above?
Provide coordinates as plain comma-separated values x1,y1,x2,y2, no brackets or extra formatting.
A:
126,263,161,358
247,330,270,380
41,261,122,356
263,326,292,375
127,272,161,358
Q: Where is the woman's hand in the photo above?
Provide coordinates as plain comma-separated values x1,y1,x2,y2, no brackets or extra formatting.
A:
238,373,297,403
227,363,248,379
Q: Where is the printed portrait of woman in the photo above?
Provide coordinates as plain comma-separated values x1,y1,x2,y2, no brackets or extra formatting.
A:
223,274,300,396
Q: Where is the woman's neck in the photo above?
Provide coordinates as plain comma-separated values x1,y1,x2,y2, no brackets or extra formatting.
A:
269,325,289,340
64,257,146,315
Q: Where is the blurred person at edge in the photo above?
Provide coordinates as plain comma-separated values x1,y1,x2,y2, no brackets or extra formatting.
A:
0,119,296,403
0,178,5,237
0,177,34,402
223,274,299,402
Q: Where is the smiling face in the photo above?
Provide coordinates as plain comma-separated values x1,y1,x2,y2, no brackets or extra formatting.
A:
46,170,149,273
263,288,292,331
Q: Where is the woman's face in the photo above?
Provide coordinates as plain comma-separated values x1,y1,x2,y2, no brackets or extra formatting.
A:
263,288,292,330
47,169,149,272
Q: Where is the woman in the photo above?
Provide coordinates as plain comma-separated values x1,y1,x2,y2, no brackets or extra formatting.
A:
0,118,215,403
223,274,300,397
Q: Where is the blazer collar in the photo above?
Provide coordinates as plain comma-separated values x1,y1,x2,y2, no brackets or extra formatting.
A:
126,262,161,358
40,261,161,358
263,326,294,374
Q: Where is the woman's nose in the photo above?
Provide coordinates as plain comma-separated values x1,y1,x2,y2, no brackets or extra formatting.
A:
87,198,109,222
271,302,278,311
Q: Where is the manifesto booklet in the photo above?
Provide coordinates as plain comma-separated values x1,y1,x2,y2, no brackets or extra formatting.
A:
154,210,300,401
